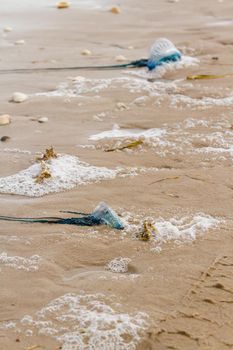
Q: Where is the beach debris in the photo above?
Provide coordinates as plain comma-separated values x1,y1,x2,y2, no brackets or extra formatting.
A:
14,39,25,45
0,114,11,126
115,55,127,62
3,27,13,32
116,102,128,110
35,147,57,183
105,139,144,152
106,257,131,273
11,92,28,103
187,74,227,80
110,6,121,14
36,147,57,162
35,162,52,183
149,176,179,185
0,202,124,230
26,345,43,350
38,117,48,123
162,191,179,198
81,49,92,56
133,96,149,106
56,1,70,9
1,136,10,142
138,221,157,241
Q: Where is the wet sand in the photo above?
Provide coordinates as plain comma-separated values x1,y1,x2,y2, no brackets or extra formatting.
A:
0,0,233,349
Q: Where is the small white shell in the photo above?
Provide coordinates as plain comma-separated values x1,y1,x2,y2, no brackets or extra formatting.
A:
0,114,11,126
14,40,25,45
81,49,92,56
38,117,48,123
110,6,121,14
3,27,13,33
12,92,28,103
115,55,127,62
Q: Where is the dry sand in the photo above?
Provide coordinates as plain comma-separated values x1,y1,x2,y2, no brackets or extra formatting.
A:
0,0,233,349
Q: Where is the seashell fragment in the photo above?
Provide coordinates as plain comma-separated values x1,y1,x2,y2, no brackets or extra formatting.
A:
81,49,92,56
0,115,11,126
38,117,48,123
57,1,70,9
1,136,10,142
110,6,121,14
115,55,127,62
116,102,128,110
3,27,13,32
11,92,28,103
14,40,25,45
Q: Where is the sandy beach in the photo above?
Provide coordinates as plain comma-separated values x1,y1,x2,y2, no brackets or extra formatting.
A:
0,0,233,349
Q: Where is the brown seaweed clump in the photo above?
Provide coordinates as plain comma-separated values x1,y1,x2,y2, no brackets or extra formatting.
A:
36,147,57,162
35,161,52,184
139,221,157,241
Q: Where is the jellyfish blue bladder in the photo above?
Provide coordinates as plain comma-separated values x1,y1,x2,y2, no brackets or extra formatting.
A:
147,38,182,70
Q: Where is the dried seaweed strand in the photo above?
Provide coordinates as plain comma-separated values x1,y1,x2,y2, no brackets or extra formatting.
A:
105,139,144,152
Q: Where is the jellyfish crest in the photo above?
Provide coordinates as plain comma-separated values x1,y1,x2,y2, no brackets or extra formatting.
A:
147,38,181,70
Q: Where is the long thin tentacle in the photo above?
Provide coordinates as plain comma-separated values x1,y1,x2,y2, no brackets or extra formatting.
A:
0,59,148,74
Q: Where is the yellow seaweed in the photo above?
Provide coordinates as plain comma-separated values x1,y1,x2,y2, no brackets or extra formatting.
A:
105,139,143,152
35,162,52,183
187,74,226,80
139,221,157,241
36,147,57,162
57,1,70,9
26,345,43,350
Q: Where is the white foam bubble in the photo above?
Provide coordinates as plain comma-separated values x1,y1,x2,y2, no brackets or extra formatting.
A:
19,293,148,350
0,155,117,197
89,125,166,141
0,252,41,271
0,235,31,245
154,214,221,242
123,213,223,244
34,68,191,101
171,94,233,109
31,56,233,110
206,19,233,27
0,321,16,330
106,257,131,273
90,117,233,161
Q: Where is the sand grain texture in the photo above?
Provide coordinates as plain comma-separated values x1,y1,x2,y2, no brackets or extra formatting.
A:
0,0,233,349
